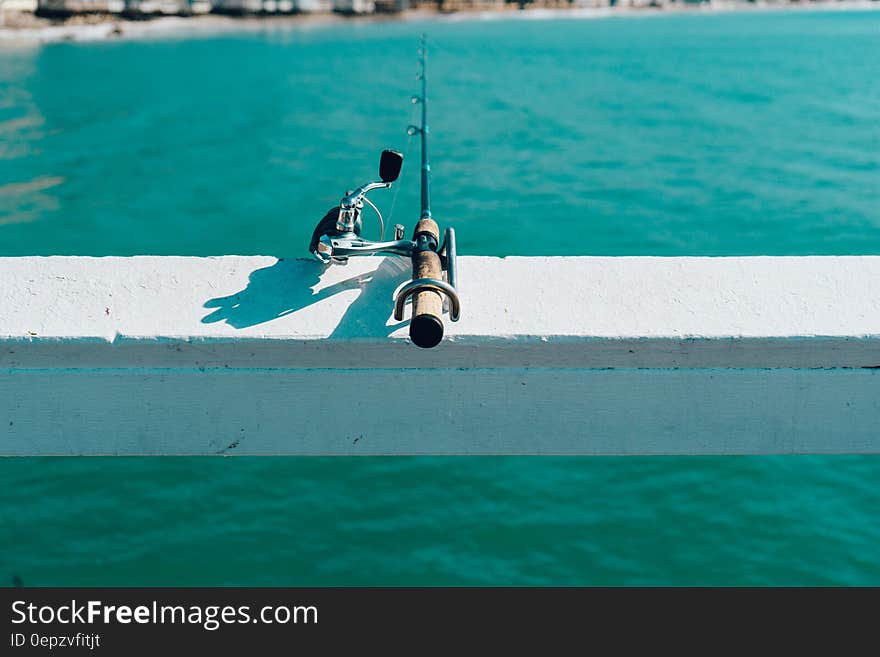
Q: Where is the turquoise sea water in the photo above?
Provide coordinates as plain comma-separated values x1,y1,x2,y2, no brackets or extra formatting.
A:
1,11,879,585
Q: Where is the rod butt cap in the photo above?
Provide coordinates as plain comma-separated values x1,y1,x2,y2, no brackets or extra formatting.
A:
410,314,444,349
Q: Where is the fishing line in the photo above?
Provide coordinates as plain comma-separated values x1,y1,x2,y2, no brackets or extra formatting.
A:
384,89,419,232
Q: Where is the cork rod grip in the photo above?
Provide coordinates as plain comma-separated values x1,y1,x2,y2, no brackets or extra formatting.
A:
410,218,444,349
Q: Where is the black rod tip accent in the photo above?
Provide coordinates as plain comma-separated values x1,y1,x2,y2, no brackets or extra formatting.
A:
410,314,444,349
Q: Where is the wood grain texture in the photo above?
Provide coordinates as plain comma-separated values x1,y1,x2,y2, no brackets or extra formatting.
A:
1,368,878,455
1,255,879,455
1,255,879,368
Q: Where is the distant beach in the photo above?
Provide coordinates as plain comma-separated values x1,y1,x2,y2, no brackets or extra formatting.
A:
1,1,879,45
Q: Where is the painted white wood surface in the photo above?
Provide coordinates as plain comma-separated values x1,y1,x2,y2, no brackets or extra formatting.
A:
1,255,878,455
2,255,880,368
3,368,878,455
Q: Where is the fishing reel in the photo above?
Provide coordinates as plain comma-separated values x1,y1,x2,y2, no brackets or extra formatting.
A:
308,149,460,349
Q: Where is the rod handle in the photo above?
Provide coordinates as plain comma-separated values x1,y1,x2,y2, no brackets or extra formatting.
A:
410,218,444,348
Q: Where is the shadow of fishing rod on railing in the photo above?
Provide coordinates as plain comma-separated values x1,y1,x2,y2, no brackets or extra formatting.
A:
200,256,411,340
203,38,459,344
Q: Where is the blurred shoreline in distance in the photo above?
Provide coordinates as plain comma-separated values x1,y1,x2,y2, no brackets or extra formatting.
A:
2,0,880,46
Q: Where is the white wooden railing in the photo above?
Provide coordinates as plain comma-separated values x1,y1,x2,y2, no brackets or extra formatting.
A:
1,255,878,455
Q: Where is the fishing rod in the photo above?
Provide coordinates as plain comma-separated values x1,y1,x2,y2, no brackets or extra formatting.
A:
308,36,460,349
413,36,431,222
